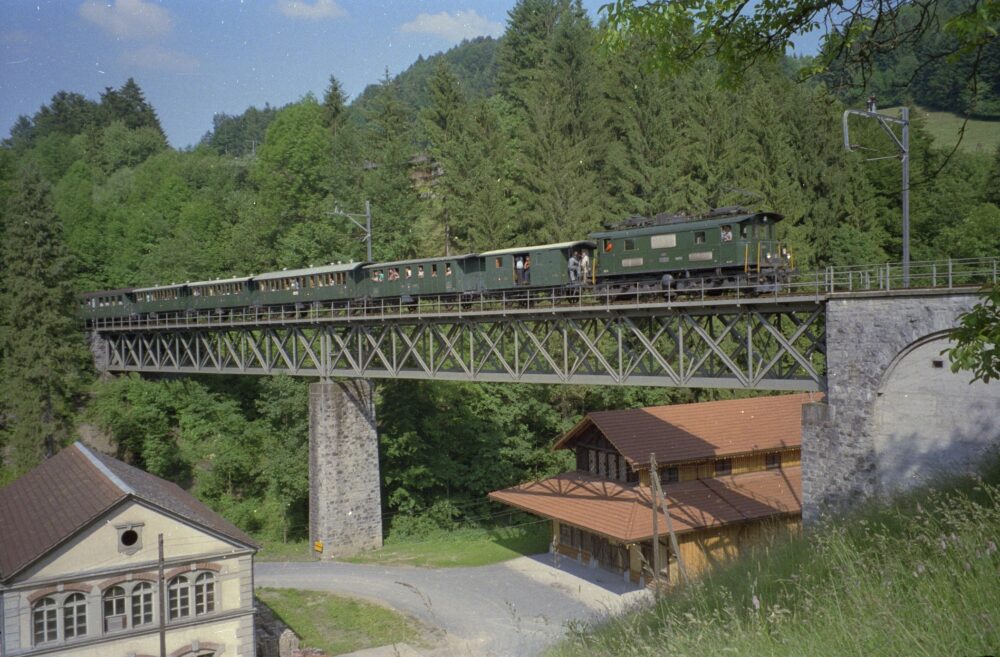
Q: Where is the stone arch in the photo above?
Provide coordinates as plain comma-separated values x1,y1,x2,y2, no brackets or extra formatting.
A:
873,330,1000,497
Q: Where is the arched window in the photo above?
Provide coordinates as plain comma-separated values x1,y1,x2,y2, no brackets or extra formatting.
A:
63,593,87,639
32,597,57,644
194,573,216,615
169,575,191,619
131,582,154,627
103,586,127,631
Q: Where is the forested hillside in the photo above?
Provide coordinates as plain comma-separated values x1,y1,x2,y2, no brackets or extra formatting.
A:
1,0,998,541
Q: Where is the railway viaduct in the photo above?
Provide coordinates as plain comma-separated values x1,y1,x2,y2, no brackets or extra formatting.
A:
87,260,1000,555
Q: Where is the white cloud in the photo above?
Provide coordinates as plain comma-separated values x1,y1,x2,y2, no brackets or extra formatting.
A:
122,45,199,74
399,9,503,43
79,0,173,40
277,0,347,20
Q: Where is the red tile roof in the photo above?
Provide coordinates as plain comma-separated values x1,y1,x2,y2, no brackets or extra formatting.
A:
0,443,257,582
489,466,802,543
554,393,819,468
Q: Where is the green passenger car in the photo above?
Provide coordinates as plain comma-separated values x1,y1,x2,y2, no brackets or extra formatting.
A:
363,255,482,299
253,262,367,307
589,212,786,283
132,283,188,315
479,241,596,291
186,276,255,312
80,288,133,321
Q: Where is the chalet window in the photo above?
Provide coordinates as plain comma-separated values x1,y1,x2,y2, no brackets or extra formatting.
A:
766,453,781,470
194,573,216,615
715,459,733,476
103,586,127,631
660,467,679,484
33,597,57,644
131,582,154,626
63,593,87,639
169,575,191,619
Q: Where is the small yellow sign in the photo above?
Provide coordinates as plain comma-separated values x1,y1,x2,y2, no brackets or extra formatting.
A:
313,540,324,553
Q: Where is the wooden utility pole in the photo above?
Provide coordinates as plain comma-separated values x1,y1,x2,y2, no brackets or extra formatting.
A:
649,454,690,588
158,533,166,657
650,455,661,593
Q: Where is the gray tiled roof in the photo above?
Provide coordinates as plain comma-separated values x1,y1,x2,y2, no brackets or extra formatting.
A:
0,443,257,582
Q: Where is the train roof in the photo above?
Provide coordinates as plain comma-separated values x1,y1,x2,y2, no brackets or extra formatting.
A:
186,275,254,288
80,287,134,299
590,212,783,239
132,283,187,293
479,240,596,257
253,262,367,281
363,254,477,269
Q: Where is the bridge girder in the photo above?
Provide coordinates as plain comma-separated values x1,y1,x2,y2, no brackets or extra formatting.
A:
99,302,826,391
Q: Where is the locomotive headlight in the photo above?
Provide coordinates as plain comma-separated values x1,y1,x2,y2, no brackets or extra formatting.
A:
766,252,772,259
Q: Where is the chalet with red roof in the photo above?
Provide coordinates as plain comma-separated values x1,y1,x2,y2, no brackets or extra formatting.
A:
0,442,258,657
489,393,815,585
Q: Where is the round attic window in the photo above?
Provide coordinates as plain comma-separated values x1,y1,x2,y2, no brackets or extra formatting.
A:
121,529,139,547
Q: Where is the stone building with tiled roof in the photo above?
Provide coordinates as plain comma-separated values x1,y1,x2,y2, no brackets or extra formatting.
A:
0,442,258,657
490,394,815,585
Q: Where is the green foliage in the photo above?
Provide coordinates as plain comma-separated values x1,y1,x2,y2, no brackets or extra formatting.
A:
200,104,280,157
947,283,1000,383
0,166,92,476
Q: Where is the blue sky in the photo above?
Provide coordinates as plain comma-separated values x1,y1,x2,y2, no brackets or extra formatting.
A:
1,1,822,148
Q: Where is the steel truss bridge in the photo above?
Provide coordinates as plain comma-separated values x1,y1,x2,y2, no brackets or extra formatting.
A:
90,257,999,392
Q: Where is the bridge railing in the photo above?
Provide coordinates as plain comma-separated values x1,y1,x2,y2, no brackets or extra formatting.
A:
806,257,999,293
85,256,998,331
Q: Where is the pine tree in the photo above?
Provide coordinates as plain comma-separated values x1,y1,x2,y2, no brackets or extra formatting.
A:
99,78,166,138
0,166,92,477
363,72,420,260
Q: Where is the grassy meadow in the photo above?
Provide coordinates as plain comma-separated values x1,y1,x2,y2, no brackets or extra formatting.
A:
256,587,426,655
886,106,1000,154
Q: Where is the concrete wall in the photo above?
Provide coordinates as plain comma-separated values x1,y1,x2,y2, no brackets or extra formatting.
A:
308,380,383,557
802,292,1000,523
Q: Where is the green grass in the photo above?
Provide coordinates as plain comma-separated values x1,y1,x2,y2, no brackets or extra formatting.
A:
547,460,1000,657
887,105,1000,154
256,587,425,655
254,539,319,562
344,522,552,568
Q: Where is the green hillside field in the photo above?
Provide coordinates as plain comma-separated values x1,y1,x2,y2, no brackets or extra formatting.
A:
890,106,1000,154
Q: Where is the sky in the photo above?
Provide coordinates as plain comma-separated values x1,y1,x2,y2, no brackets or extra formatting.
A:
1,1,823,148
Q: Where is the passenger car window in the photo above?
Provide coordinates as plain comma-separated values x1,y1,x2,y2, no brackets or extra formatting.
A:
695,231,706,244
624,238,636,251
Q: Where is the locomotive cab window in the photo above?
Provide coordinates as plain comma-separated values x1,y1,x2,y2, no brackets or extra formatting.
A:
495,258,502,269
741,224,751,239
694,231,706,244
603,239,613,253
720,225,733,241
623,238,636,251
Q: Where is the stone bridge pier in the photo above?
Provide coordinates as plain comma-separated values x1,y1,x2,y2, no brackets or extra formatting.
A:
309,380,383,557
802,291,1000,524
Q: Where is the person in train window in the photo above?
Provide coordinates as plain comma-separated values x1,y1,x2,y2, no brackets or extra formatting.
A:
445,264,453,276
417,265,424,278
721,225,733,241
568,251,580,283
405,267,412,279
580,250,590,282
524,256,531,284
515,256,524,284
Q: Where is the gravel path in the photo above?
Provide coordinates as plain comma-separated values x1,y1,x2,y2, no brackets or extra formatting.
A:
255,554,649,657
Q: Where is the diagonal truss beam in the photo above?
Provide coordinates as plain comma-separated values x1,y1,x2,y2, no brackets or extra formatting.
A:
99,304,827,391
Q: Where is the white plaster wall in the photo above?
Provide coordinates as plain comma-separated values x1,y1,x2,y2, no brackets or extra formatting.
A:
24,500,239,582
874,335,1000,496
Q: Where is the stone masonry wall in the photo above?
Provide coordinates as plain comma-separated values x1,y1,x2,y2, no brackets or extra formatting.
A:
802,292,994,524
309,380,383,557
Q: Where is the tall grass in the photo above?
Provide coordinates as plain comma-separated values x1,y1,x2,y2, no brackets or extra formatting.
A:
552,463,1000,657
